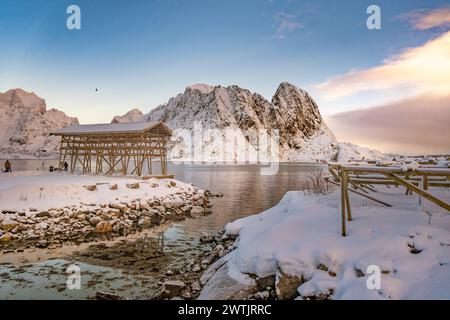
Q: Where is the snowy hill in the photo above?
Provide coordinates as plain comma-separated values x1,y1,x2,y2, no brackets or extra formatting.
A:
0,89,78,159
115,82,384,162
336,142,385,162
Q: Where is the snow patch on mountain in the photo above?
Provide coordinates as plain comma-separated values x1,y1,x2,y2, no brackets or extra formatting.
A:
0,89,78,159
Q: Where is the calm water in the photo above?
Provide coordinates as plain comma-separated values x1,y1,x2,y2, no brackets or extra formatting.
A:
170,162,322,235
0,159,323,299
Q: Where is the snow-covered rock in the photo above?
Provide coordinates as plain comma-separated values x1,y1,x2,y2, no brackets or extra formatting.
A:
0,89,78,159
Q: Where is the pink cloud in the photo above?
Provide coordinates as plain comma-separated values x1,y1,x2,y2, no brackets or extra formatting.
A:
326,93,450,155
315,31,450,100
399,6,450,30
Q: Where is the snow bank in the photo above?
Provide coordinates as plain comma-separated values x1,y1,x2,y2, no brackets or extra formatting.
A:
202,187,450,299
0,172,193,212
0,172,209,250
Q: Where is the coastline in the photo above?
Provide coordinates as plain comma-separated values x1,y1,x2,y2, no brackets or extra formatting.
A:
0,172,212,251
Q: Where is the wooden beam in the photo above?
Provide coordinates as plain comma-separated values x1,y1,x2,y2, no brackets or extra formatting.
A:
385,173,450,211
327,179,392,207
343,171,352,221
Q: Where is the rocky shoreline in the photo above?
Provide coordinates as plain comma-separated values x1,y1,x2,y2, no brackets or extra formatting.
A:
154,228,322,301
82,226,297,301
0,180,213,252
150,229,237,300
133,228,280,301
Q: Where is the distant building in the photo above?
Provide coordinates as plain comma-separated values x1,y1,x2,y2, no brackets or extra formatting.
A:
52,122,172,176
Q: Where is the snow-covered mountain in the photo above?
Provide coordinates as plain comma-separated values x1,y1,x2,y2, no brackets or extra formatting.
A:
336,142,385,162
111,108,144,123
114,82,383,162
0,85,383,162
0,89,78,159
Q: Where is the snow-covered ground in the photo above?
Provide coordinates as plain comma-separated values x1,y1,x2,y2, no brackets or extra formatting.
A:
337,142,386,162
199,185,450,300
0,171,194,212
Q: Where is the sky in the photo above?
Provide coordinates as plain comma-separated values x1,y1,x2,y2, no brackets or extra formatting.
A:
0,0,449,154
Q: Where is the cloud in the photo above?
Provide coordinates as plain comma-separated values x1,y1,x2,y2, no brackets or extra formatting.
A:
399,6,450,30
326,93,450,154
315,30,450,100
271,12,304,38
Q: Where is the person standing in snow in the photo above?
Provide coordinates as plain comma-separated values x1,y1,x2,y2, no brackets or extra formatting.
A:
4,160,11,172
64,161,69,172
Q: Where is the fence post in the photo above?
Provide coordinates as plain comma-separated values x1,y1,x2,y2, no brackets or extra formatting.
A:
341,168,347,236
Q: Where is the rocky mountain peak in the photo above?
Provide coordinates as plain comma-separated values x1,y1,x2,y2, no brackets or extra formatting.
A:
136,82,340,161
0,88,46,114
185,83,215,94
111,108,144,123
270,82,331,142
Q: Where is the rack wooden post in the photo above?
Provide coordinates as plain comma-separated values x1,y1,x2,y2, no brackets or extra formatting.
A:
52,122,172,177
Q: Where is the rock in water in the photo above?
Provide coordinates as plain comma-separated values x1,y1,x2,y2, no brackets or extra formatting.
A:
157,280,186,299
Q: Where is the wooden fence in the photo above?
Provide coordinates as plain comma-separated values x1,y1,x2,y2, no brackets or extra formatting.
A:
327,163,450,236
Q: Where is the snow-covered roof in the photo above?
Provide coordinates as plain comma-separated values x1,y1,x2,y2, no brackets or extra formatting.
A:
52,121,171,136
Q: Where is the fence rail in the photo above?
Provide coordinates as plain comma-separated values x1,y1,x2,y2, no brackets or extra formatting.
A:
328,162,450,236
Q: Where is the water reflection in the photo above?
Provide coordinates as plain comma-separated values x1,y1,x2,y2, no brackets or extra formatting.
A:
168,163,322,235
